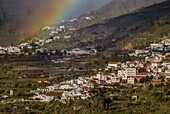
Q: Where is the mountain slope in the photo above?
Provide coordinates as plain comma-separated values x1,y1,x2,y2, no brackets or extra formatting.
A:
77,0,166,28
0,0,166,46
0,0,112,46
70,0,170,50
97,0,166,18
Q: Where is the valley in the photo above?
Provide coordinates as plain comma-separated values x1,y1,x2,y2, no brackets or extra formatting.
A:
0,0,170,113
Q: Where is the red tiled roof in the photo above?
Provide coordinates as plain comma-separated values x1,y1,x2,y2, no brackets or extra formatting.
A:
135,66,142,68
158,66,163,68
137,72,147,75
82,91,89,94
105,74,112,77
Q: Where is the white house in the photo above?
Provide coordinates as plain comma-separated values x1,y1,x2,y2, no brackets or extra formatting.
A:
31,94,54,102
96,73,107,81
84,17,91,20
61,90,82,100
0,50,6,54
46,86,55,91
145,55,162,63
150,43,164,51
126,68,136,76
117,70,125,78
59,84,70,90
108,62,121,68
7,46,21,54
60,26,65,29
111,77,120,83
37,88,49,93
162,39,170,46
127,78,135,84
118,68,136,80
134,49,150,55
64,35,71,39
45,39,53,44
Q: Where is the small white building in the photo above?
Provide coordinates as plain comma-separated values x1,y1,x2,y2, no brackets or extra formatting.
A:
162,39,170,46
150,43,164,51
61,90,82,100
64,35,71,39
127,78,135,84
145,55,162,63
7,46,21,54
84,17,91,20
118,70,125,78
45,39,53,44
31,94,54,102
135,49,149,55
53,36,60,40
111,77,120,83
60,26,65,29
0,50,6,54
108,62,121,68
96,73,107,81
125,68,137,77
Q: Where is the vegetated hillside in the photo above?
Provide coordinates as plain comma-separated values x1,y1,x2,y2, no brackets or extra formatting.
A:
73,0,170,50
77,0,166,28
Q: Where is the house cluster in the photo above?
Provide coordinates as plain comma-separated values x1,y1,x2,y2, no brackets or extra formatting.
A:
0,38,54,55
0,17,80,56
0,46,21,55
112,55,169,84
118,41,170,84
0,15,95,56
44,18,79,40
150,39,170,52
28,38,170,102
0,40,97,56
29,94,54,102
32,73,120,102
43,25,72,40
68,48,96,56
129,39,170,57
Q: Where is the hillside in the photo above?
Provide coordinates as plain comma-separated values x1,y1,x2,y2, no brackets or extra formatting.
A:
71,0,170,50
97,0,166,18
77,0,166,28
0,0,166,46
0,0,112,46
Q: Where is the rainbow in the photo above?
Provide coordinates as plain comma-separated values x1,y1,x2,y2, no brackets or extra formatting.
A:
55,0,81,23
35,0,81,25
1,0,111,45
15,0,80,43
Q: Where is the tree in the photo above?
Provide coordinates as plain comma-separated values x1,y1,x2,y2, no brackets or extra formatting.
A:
138,68,146,73
139,76,153,83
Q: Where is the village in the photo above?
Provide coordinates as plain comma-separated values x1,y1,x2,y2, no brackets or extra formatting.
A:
0,15,94,56
0,0,170,113
28,38,170,102
1,38,169,103
0,15,170,103
0,15,170,104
